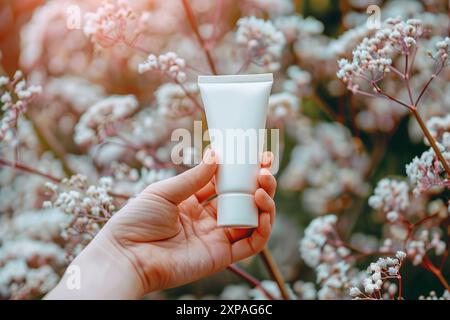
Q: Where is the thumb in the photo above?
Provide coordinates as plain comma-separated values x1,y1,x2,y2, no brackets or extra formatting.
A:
145,149,217,205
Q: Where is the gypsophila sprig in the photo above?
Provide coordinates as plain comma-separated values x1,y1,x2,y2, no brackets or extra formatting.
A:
0,71,41,142
155,82,200,119
350,252,406,300
406,147,450,196
236,16,286,71
430,37,450,64
138,52,187,83
83,0,137,49
369,178,410,221
44,174,117,259
74,94,138,146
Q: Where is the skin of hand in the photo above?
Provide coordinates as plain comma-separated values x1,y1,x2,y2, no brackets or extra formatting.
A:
46,150,277,299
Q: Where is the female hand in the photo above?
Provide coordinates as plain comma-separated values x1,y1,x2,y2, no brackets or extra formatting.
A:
46,150,276,299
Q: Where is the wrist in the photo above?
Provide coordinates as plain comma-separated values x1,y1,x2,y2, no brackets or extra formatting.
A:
46,226,145,300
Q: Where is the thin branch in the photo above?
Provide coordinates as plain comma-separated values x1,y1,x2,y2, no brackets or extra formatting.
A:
371,82,412,110
411,108,450,177
404,55,415,105
226,264,276,300
209,0,224,47
0,157,61,183
181,0,218,75
0,157,131,200
422,255,450,291
259,247,291,300
415,63,444,107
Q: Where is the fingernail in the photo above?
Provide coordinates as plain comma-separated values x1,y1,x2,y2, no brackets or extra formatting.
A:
260,168,271,176
262,152,273,166
203,149,216,165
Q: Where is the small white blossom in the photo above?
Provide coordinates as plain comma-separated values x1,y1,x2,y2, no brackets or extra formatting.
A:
236,16,286,71
138,52,187,83
155,82,199,119
369,178,410,215
74,95,139,146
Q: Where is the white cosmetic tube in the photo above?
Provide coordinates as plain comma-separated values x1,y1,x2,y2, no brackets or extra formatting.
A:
198,73,273,228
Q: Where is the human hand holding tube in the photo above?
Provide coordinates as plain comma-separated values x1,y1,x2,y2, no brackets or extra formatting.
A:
46,150,276,299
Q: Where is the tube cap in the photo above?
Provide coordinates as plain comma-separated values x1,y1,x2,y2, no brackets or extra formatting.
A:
217,193,258,228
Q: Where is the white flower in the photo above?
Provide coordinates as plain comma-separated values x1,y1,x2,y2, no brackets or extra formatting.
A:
432,37,449,61
369,178,410,214
426,114,450,142
299,215,337,268
337,19,423,92
283,66,312,96
395,251,406,260
267,92,300,126
236,16,286,71
74,95,138,146
274,14,323,43
138,52,187,83
155,82,199,119
248,280,297,300
406,147,449,196
0,71,41,142
386,211,399,222
349,286,362,297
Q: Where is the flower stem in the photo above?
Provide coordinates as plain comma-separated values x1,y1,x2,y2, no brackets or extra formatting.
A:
422,255,450,291
410,108,450,177
0,157,130,200
259,247,291,300
0,157,61,183
226,264,275,300
181,0,218,75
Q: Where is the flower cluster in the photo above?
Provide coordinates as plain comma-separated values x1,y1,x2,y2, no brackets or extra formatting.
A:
83,0,137,48
236,16,286,71
368,178,410,222
350,252,406,299
74,95,138,146
426,114,450,142
138,52,187,83
44,174,117,259
282,66,312,96
337,30,392,93
337,18,423,93
419,290,450,300
406,114,450,196
281,122,369,214
431,37,449,63
406,147,450,196
299,215,360,299
0,71,42,142
0,176,66,300
406,229,446,265
267,92,300,127
155,82,200,119
274,14,324,43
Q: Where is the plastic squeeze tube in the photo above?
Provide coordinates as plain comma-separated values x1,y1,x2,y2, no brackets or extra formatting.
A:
198,73,273,228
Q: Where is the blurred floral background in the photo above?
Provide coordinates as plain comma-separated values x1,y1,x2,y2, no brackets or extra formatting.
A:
0,0,449,300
